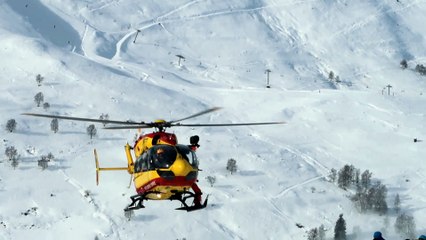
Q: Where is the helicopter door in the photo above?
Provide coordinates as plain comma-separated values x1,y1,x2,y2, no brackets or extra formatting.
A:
134,151,150,173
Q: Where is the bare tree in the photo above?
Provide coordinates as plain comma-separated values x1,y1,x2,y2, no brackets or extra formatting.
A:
6,119,17,132
87,124,97,139
34,92,44,107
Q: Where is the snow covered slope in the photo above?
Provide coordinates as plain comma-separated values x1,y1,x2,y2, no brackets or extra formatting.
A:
1,0,425,239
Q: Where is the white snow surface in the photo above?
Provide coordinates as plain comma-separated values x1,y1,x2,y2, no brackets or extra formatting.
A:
1,0,426,239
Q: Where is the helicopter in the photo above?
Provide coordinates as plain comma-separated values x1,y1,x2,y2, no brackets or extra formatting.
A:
23,107,285,212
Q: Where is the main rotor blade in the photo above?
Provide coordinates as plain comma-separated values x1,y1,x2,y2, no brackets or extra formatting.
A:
103,124,154,129
22,113,143,125
169,107,222,123
103,121,285,129
172,121,286,127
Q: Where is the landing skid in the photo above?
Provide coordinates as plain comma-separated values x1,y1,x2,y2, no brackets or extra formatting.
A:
172,191,209,212
123,190,208,212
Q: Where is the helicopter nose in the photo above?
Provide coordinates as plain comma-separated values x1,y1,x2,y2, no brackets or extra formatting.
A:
171,158,191,176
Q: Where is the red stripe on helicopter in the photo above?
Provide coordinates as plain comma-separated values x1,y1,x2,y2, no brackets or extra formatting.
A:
136,177,196,194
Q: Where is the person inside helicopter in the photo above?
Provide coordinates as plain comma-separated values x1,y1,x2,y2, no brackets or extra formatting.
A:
134,145,178,172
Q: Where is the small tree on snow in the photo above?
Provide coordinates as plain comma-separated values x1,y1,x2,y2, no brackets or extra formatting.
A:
99,113,110,126
206,176,216,187
400,59,408,69
87,124,97,139
328,168,337,182
5,146,19,160
6,119,17,132
394,194,401,214
328,71,335,81
307,228,319,240
361,169,372,189
369,181,388,215
38,155,49,170
337,165,354,190
34,92,44,107
334,214,347,240
335,75,341,83
36,74,44,86
5,146,19,169
43,102,50,111
415,64,426,75
38,153,54,170
394,212,416,239
11,158,19,169
226,158,237,174
46,152,55,161
51,118,59,133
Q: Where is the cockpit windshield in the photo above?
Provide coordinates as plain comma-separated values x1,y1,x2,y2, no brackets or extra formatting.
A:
134,144,198,173
150,145,177,168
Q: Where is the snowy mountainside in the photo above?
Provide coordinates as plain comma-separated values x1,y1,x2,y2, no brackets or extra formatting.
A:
1,0,426,239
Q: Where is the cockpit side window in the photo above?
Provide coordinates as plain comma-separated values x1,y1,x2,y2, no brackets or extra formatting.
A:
176,144,199,168
135,151,149,173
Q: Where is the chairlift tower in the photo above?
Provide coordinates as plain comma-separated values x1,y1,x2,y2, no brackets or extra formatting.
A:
265,69,271,88
176,55,185,67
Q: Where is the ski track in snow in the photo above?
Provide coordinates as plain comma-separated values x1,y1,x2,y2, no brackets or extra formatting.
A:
214,220,245,240
110,0,317,62
112,0,200,60
59,169,123,239
328,0,425,41
87,0,120,13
